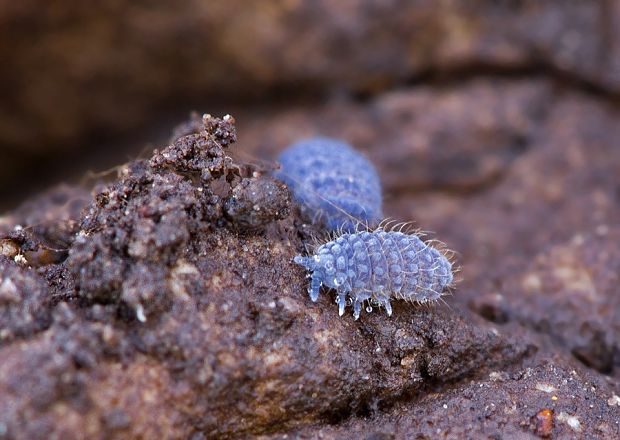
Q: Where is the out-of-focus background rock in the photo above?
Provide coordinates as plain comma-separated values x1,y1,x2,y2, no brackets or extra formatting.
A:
3,0,620,208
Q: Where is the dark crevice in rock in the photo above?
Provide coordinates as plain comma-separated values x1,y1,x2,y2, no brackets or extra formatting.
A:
352,59,620,107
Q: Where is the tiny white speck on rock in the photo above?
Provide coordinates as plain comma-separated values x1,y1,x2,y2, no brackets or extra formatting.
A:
135,304,147,323
608,394,620,406
14,254,27,265
535,383,558,393
0,278,18,302
557,412,582,432
488,371,506,382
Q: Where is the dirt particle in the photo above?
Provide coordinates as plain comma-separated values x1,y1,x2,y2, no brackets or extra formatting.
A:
557,412,582,433
0,240,19,260
534,383,557,394
223,176,291,231
532,408,554,438
67,115,242,320
607,394,620,406
102,409,131,431
400,355,417,368
0,278,18,304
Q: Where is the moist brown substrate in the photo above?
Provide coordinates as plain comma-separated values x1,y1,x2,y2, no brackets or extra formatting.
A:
1,86,620,440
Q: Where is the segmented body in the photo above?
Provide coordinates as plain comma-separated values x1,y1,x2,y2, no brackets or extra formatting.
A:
294,230,453,319
275,137,383,231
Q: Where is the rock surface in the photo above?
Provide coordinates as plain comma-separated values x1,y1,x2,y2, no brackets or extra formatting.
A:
1,106,620,438
260,354,620,439
5,1,620,202
488,227,620,375
3,4,620,436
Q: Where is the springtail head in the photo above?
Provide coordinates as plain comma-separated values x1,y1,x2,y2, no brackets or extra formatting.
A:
294,255,316,271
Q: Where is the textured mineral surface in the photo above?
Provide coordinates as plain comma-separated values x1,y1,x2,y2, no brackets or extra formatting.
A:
3,4,620,436
1,103,620,438
260,353,619,439
6,0,620,206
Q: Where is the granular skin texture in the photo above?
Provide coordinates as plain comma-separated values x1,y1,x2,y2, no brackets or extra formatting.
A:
296,230,452,319
275,137,383,231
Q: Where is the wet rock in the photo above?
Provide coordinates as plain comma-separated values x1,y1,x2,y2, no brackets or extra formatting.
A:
497,227,620,375
0,114,533,439
261,355,620,439
131,292,529,437
0,302,134,440
223,176,291,231
2,77,620,438
0,285,531,438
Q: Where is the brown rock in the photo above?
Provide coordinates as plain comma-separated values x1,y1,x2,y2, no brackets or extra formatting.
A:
240,79,549,194
2,66,620,436
0,115,532,439
0,257,51,344
259,355,620,439
3,1,620,193
496,227,620,375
